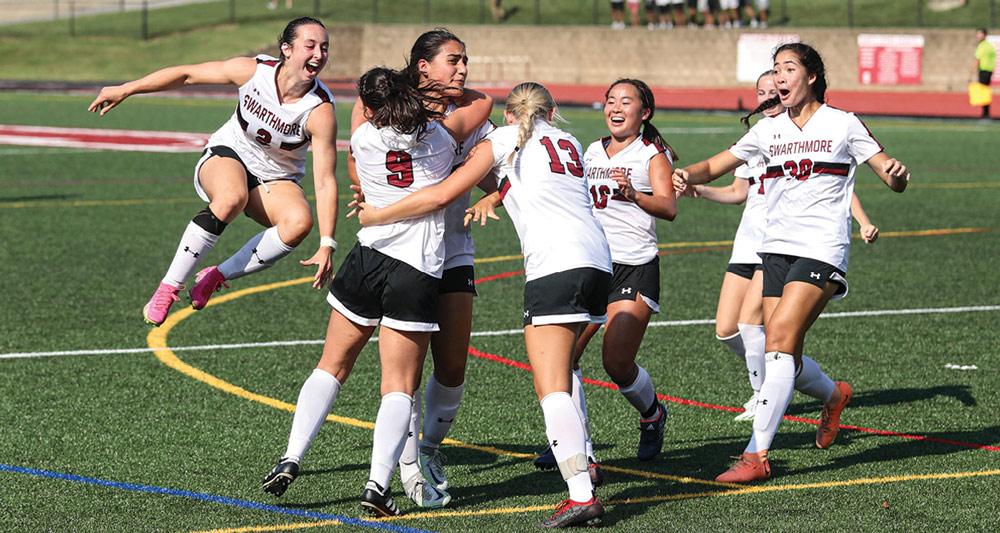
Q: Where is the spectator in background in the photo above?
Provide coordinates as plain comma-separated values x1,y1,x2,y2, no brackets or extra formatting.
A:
698,0,718,29
611,0,626,29
627,0,642,27
971,28,995,118
267,0,292,9
755,0,769,28
491,0,506,22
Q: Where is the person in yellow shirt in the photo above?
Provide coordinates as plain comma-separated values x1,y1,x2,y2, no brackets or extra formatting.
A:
971,28,995,118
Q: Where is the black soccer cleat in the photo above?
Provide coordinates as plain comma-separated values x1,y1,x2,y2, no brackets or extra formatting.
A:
533,444,557,470
262,458,299,497
360,480,401,517
588,458,604,488
537,493,604,528
637,401,667,461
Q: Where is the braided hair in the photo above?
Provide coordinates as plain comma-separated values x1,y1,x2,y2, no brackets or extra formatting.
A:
606,78,678,162
740,70,781,130
504,82,564,163
357,67,444,138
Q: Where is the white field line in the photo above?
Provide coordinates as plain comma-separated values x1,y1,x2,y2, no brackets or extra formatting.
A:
3,305,998,360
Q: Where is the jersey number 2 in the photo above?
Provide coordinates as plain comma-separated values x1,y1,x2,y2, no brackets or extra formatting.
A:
539,137,584,177
385,150,414,188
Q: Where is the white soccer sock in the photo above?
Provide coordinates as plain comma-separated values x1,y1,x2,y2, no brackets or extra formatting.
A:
420,373,464,451
717,331,746,360
737,323,766,392
398,391,422,482
369,392,414,490
284,368,341,464
218,226,295,280
570,369,595,460
794,355,836,402
746,352,795,454
618,364,657,416
540,392,592,502
162,222,219,286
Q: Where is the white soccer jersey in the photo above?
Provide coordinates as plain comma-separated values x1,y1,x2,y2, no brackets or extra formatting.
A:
205,55,333,184
583,135,670,265
728,153,768,265
442,107,496,270
352,121,458,278
488,120,612,281
729,104,883,272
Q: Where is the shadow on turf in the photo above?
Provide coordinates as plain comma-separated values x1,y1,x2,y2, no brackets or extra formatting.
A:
0,194,78,203
784,385,977,418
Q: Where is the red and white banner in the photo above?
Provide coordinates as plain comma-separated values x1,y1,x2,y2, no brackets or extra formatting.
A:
858,34,924,86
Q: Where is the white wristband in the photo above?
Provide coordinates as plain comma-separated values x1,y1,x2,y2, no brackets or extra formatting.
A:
320,236,337,251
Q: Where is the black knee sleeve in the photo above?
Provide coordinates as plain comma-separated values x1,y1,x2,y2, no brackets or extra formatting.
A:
192,206,227,236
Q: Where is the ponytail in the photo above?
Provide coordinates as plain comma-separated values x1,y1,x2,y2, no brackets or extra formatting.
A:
504,82,560,163
741,95,782,130
357,67,444,138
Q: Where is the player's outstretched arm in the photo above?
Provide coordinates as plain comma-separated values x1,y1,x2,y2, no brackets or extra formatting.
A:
865,152,909,193
88,57,256,116
300,102,339,289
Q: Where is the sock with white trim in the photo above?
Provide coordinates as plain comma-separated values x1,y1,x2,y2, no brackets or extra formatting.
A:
420,373,464,451
162,221,219,286
398,391,422,482
737,323,766,393
570,369,595,460
746,352,795,453
369,392,414,491
540,391,593,502
717,331,746,360
794,355,836,402
219,226,295,280
618,365,657,417
284,368,341,464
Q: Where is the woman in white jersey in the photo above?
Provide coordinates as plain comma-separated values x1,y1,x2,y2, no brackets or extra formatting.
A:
88,18,339,326
679,72,878,422
346,29,495,505
533,79,677,479
356,82,611,528
260,67,476,517
674,43,909,483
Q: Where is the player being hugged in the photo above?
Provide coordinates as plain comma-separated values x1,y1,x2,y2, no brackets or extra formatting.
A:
533,78,677,480
355,82,611,528
89,17,340,326
673,42,909,483
676,71,879,422
346,28,495,507
261,67,469,517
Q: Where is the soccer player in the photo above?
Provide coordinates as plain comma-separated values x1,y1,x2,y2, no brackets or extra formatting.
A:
356,82,611,528
674,42,909,482
88,17,340,326
678,71,879,422
346,29,495,507
534,78,677,476
260,66,487,517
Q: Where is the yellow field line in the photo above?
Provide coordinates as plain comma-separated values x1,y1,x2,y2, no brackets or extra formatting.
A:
189,469,1000,532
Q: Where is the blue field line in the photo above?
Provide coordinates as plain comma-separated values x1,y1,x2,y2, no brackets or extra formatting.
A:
0,464,436,533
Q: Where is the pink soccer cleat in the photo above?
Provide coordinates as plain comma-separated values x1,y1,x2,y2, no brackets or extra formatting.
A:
189,266,229,310
143,282,183,326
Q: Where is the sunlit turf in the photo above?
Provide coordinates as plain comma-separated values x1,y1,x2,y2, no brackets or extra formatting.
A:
1,93,998,532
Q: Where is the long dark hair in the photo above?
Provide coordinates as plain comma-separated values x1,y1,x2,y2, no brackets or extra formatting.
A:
277,17,326,64
404,28,466,86
606,78,678,162
740,70,781,130
358,67,444,137
740,43,828,129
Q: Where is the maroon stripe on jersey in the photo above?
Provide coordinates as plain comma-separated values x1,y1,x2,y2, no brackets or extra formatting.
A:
280,138,309,151
639,137,667,154
312,83,332,103
256,58,279,66
761,165,785,179
236,105,249,131
498,176,511,201
813,162,850,176
856,117,885,151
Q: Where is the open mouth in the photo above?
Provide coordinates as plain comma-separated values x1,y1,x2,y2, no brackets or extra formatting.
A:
305,62,321,75
778,89,791,99
609,116,625,125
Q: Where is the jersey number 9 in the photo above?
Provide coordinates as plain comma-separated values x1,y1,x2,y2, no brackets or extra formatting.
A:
386,150,414,188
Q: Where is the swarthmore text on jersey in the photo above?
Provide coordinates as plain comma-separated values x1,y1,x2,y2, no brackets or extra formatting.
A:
769,139,833,157
243,94,302,137
585,165,632,181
